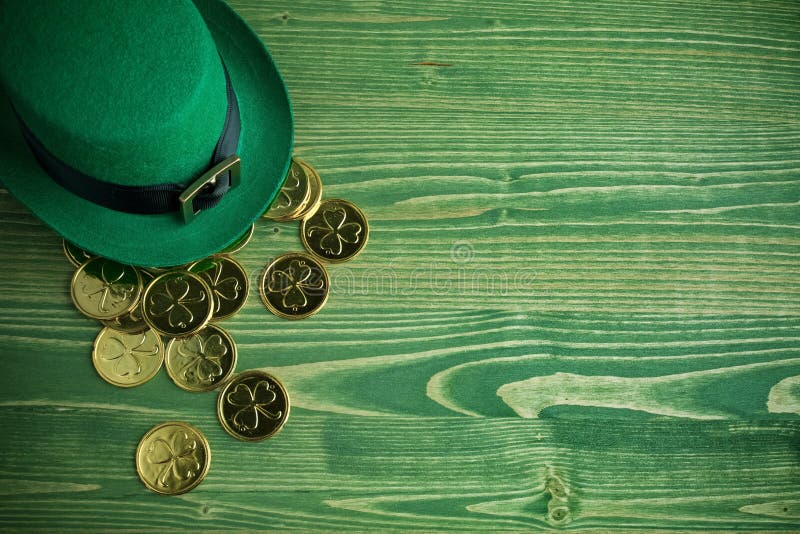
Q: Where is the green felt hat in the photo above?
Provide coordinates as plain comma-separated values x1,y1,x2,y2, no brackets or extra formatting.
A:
0,0,293,267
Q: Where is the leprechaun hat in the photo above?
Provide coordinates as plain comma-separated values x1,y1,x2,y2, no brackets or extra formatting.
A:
0,0,293,267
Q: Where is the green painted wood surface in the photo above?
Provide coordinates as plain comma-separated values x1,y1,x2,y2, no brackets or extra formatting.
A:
1,0,799,530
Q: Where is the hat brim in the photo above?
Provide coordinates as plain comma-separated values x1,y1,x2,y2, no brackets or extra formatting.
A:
0,0,293,267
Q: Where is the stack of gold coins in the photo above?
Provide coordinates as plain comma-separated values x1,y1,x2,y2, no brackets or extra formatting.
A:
263,159,322,222
261,158,369,320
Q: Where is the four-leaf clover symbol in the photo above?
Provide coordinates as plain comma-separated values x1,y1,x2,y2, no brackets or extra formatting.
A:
176,333,228,385
102,333,160,377
146,431,200,488
227,380,282,431
306,206,362,256
267,259,324,311
149,278,206,328
82,261,136,313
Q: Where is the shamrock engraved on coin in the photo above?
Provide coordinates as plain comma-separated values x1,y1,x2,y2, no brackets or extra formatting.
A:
274,163,302,209
204,263,240,314
150,278,206,328
136,422,209,494
102,332,160,377
188,257,248,321
306,205,363,256
177,334,227,385
146,430,201,489
82,261,136,313
93,328,163,388
267,259,324,311
217,371,289,440
165,325,236,392
227,380,282,431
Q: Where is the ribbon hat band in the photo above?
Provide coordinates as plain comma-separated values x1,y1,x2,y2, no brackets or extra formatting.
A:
13,59,241,222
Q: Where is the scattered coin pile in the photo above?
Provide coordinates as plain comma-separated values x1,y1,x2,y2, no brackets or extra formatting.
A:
261,159,369,319
62,158,367,494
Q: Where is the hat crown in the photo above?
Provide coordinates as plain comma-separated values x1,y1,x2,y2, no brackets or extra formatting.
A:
0,0,227,187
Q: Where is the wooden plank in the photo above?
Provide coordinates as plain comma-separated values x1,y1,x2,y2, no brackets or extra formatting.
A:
0,405,798,530
0,0,799,530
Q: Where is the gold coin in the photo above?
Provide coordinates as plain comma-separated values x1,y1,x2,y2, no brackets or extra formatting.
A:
100,270,154,333
263,158,311,220
135,421,211,495
293,161,323,220
188,256,249,321
62,239,94,268
141,271,213,338
219,223,255,255
301,199,369,263
100,303,147,334
71,257,142,320
92,327,164,387
217,370,290,441
165,324,237,392
259,253,329,320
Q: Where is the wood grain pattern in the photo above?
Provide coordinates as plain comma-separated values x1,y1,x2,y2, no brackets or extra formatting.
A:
0,0,799,530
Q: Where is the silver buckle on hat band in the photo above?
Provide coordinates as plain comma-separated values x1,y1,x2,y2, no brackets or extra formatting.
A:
178,155,241,223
